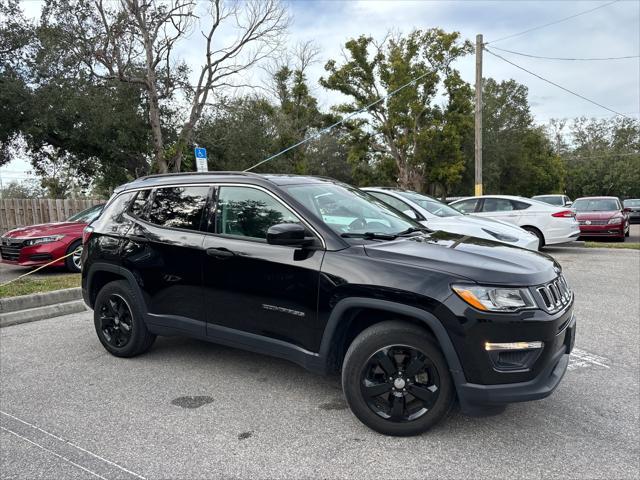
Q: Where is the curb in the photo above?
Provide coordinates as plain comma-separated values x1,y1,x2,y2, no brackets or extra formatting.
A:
0,288,87,328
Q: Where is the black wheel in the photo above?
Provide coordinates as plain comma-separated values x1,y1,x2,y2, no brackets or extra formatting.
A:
522,226,544,250
65,239,83,273
93,280,156,357
625,227,630,237
342,321,454,436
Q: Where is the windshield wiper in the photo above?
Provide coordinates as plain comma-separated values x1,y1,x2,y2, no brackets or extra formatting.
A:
340,232,399,240
394,227,429,236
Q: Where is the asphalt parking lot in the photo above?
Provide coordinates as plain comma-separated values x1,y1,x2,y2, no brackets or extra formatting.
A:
1,247,639,479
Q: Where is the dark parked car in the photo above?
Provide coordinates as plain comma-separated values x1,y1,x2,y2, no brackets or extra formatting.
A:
82,173,576,436
573,196,630,241
623,199,640,224
1,203,104,272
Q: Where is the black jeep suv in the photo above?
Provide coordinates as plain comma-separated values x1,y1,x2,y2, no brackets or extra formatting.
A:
82,172,576,436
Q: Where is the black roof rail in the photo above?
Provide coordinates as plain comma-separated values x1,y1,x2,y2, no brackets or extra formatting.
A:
136,171,262,181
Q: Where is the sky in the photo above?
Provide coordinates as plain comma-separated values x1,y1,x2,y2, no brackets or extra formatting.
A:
1,0,639,183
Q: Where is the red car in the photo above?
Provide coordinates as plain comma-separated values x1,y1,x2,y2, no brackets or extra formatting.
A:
0,204,104,272
573,196,630,241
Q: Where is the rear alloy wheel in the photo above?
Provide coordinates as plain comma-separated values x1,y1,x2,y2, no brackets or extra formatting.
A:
342,321,454,436
522,226,544,250
94,280,156,357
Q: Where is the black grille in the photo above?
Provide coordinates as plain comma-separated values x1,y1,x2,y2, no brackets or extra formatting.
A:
535,275,572,313
0,238,24,261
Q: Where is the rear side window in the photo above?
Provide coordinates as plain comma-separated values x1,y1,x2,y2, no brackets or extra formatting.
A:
130,189,152,218
147,186,210,231
99,192,136,225
512,200,531,210
482,198,514,212
453,199,478,213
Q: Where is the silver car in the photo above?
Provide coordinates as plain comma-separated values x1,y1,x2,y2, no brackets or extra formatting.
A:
362,187,539,251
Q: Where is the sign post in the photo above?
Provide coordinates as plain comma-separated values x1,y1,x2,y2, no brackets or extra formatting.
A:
194,147,208,172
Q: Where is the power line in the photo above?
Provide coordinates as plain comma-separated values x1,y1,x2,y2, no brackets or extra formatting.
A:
485,47,633,120
490,46,639,62
244,69,433,172
487,0,621,45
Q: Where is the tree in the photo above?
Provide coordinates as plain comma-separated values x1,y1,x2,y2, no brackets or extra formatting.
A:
320,29,473,193
470,78,564,196
0,179,44,199
558,117,640,198
43,0,288,173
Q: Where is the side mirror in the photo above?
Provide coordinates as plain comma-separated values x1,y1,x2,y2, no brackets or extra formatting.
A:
402,209,418,220
267,223,314,247
565,201,573,207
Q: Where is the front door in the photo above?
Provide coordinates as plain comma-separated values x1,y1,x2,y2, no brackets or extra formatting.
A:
202,185,324,352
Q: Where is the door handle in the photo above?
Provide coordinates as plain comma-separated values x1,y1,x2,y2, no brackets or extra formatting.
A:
206,247,236,258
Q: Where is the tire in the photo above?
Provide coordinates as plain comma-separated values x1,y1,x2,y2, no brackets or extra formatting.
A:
341,321,454,436
65,239,83,273
522,226,544,250
625,228,630,237
93,280,156,357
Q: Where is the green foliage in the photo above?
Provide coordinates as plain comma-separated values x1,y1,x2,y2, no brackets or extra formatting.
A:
468,78,564,197
321,29,473,193
559,117,640,199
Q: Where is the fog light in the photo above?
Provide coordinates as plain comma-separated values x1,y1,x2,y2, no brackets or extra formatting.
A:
484,341,543,351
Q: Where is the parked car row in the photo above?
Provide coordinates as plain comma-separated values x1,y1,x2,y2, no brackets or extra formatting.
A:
530,194,633,241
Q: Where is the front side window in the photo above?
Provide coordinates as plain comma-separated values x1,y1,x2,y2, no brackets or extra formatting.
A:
67,204,104,223
215,186,300,240
396,191,462,217
147,186,209,231
452,198,478,214
368,192,412,214
284,183,419,236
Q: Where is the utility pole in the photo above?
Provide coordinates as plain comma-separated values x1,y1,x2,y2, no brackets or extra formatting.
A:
474,34,483,197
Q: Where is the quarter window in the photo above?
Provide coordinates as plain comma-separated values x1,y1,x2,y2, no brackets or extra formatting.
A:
147,186,209,231
215,186,301,240
130,189,152,218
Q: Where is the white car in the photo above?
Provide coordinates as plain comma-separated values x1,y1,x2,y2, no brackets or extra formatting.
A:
449,195,581,248
362,188,540,250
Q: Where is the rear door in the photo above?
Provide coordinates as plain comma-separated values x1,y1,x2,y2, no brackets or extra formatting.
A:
121,185,210,334
202,184,325,352
475,198,524,226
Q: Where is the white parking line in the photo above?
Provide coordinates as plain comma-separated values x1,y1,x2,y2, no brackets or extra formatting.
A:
568,347,610,371
0,410,146,480
1,426,109,480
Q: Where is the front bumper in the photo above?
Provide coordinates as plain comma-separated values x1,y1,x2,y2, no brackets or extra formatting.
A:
579,224,624,237
457,315,575,410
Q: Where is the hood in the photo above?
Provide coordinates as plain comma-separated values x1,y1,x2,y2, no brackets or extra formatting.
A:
2,221,85,239
363,231,559,286
576,211,620,220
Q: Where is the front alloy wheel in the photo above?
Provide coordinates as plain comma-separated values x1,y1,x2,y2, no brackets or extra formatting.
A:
342,321,454,436
361,345,441,422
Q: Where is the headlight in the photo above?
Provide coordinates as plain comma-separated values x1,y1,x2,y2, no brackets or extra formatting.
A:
452,284,536,312
481,228,519,243
24,235,64,246
607,217,622,224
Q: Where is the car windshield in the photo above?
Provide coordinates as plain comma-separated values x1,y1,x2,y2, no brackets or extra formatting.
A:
624,199,640,207
396,191,462,217
284,183,421,236
572,198,619,212
67,204,104,222
533,196,563,206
